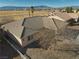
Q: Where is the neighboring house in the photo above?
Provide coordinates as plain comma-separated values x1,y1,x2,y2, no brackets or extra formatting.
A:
49,12,71,31
1,16,57,47
49,11,79,30
49,11,79,45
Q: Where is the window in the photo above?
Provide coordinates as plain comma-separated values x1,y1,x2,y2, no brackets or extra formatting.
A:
28,36,30,40
28,35,33,41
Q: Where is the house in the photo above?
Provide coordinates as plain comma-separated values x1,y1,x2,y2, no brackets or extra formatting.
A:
1,16,58,47
49,12,71,31
48,12,79,45
48,11,79,30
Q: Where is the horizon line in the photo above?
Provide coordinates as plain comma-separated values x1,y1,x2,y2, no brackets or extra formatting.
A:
0,5,79,8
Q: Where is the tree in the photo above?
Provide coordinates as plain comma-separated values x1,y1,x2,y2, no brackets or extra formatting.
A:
65,7,73,13
30,6,34,16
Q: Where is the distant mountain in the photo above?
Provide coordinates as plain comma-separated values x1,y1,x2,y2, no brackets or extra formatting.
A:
0,6,52,11
32,6,52,9
0,6,28,10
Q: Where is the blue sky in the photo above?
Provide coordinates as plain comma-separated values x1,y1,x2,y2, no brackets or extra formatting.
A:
0,0,79,7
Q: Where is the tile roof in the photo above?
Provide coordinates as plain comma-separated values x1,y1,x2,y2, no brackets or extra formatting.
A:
53,12,72,21
22,16,57,37
2,20,24,38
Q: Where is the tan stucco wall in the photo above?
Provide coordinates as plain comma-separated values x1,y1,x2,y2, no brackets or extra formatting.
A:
22,37,28,47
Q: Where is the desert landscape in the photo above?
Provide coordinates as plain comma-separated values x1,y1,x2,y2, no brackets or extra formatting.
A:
0,10,48,20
